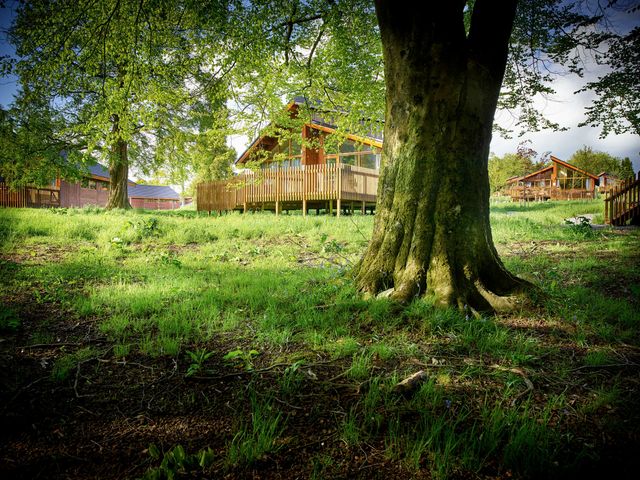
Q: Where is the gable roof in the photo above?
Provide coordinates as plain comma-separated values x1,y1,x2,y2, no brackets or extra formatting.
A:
236,98,383,164
521,165,553,181
549,155,598,180
519,156,598,182
128,184,180,200
87,163,111,180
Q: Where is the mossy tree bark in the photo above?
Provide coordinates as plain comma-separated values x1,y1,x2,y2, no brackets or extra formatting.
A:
105,114,131,210
356,0,531,313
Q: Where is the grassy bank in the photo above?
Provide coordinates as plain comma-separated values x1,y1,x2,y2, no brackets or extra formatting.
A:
1,201,638,479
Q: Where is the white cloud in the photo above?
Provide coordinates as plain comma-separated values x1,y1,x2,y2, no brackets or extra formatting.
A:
491,69,640,172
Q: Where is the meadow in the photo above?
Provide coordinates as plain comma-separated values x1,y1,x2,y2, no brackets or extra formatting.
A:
0,200,638,479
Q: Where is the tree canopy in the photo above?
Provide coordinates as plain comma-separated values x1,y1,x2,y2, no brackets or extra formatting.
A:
569,145,636,179
2,0,234,206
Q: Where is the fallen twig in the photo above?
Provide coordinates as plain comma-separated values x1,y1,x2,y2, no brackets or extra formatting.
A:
490,364,534,405
393,370,429,395
570,362,638,372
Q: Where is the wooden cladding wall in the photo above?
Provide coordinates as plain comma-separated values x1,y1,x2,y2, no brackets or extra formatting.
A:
0,181,60,208
130,198,181,210
59,181,109,208
197,164,379,213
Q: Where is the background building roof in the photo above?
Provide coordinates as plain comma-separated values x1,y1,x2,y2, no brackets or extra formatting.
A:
128,184,180,200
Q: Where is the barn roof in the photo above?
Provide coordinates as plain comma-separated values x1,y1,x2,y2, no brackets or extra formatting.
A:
87,163,111,180
83,163,177,198
128,184,180,200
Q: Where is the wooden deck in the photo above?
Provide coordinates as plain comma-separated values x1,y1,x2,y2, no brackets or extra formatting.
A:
197,164,379,215
506,186,595,202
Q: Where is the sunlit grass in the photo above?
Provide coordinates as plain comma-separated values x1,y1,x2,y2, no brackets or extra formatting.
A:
1,201,638,479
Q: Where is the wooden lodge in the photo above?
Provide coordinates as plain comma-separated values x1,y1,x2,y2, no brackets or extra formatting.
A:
197,97,382,216
505,156,598,202
0,163,182,210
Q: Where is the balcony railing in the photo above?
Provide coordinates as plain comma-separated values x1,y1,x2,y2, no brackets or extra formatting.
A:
197,164,379,214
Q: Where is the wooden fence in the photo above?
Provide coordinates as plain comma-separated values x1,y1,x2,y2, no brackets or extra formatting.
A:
0,181,60,208
604,172,640,226
197,164,379,214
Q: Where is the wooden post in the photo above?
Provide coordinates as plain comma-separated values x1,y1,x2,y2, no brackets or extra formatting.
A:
337,162,342,212
329,200,333,215
302,198,307,217
336,198,341,217
275,169,280,216
362,201,365,214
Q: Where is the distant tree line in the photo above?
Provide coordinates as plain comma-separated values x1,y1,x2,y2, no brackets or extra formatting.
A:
489,144,636,193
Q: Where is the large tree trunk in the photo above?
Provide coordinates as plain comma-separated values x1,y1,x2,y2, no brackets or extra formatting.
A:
106,114,131,210
356,0,531,313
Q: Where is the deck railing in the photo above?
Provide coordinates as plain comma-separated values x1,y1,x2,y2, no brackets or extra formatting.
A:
506,185,595,202
604,172,640,225
0,181,60,208
197,164,379,213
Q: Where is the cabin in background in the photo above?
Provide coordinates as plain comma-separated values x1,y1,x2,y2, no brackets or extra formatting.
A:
1,163,181,210
597,172,620,194
506,156,598,202
197,97,382,216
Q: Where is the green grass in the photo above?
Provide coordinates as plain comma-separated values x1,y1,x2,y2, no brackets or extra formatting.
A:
226,390,286,467
1,202,638,479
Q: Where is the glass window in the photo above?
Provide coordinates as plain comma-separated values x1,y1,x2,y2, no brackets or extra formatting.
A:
291,158,301,168
341,155,356,166
290,137,302,156
340,139,357,154
326,157,337,166
361,153,377,169
282,159,290,169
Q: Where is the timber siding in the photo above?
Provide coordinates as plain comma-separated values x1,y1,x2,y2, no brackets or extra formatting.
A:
1,164,181,210
197,97,382,215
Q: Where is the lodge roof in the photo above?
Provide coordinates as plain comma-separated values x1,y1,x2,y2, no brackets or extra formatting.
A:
236,97,383,164
518,156,598,182
549,155,598,180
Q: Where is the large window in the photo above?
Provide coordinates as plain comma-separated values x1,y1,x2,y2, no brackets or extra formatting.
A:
328,138,380,170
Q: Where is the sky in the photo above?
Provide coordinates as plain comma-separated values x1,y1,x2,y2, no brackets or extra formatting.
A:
1,5,639,174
